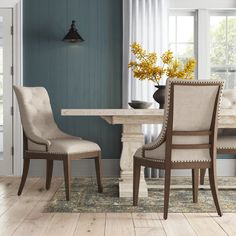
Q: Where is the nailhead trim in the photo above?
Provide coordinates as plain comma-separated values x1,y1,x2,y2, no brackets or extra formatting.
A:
218,147,236,149
28,150,100,155
27,150,68,155
135,156,165,162
172,159,211,163
136,155,211,163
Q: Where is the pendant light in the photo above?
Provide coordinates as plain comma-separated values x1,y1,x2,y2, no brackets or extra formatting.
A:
63,20,84,43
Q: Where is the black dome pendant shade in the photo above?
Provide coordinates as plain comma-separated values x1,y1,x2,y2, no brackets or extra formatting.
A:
63,20,84,43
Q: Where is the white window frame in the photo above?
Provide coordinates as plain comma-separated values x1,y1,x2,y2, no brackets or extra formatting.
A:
197,9,210,80
0,0,23,176
169,9,236,81
209,10,236,87
169,10,198,78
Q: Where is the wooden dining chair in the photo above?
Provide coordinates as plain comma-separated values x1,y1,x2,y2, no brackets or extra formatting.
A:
13,86,103,200
200,88,236,185
133,78,224,219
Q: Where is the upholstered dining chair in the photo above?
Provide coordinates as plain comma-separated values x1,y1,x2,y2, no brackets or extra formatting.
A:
13,86,103,200
200,88,236,185
133,78,224,219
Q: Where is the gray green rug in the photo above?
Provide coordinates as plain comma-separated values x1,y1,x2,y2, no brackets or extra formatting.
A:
45,177,236,213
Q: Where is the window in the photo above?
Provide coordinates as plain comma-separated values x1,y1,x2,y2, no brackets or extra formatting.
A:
0,17,3,125
169,11,196,64
168,10,236,88
210,12,236,88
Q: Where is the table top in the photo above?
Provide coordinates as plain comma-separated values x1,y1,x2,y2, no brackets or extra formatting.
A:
61,108,236,117
61,109,164,116
61,108,236,127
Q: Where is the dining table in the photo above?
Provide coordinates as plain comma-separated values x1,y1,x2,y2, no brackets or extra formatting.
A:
61,108,236,198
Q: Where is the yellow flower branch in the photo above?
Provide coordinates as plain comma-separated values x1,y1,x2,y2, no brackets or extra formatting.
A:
128,42,196,84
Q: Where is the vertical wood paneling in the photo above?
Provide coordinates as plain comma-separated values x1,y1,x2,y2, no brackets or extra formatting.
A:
23,0,122,160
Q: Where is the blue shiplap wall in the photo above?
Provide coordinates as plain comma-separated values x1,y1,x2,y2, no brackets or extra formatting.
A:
23,0,122,159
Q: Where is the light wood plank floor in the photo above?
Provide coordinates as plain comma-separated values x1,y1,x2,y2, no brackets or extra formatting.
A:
0,177,235,236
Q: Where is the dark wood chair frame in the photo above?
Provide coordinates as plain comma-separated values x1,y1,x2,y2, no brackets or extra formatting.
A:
18,133,103,200
133,82,223,220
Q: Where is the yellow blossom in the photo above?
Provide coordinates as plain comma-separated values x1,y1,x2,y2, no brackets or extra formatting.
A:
161,50,173,64
128,42,196,83
176,71,186,79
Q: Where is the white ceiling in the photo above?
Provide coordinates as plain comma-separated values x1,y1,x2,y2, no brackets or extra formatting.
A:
170,0,236,9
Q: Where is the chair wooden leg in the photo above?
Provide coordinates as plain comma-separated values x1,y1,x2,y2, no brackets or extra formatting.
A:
95,152,103,193
164,168,171,220
18,159,30,196
63,158,71,201
209,167,222,216
46,160,53,190
133,157,141,206
192,168,199,203
200,168,206,185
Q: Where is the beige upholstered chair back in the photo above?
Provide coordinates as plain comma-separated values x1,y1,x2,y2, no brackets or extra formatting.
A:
13,86,66,146
218,88,236,136
221,89,236,109
163,79,224,146
172,83,220,131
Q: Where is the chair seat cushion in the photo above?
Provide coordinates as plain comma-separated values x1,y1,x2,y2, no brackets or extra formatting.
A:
48,138,100,154
134,142,211,163
217,135,236,149
28,137,100,154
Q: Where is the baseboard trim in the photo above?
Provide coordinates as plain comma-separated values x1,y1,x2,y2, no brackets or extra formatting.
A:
27,158,236,177
28,159,120,177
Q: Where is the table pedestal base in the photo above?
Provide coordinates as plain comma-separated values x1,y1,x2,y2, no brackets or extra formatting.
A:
119,170,148,198
119,124,148,198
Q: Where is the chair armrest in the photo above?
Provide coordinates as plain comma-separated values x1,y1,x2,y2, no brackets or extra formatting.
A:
141,131,166,158
25,132,51,150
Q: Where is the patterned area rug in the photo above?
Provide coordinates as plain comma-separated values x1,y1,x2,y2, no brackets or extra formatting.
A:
45,177,236,213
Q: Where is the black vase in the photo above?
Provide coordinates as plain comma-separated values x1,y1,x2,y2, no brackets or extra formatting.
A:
153,85,166,109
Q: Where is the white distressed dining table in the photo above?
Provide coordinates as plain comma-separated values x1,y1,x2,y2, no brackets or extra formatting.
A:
61,108,236,198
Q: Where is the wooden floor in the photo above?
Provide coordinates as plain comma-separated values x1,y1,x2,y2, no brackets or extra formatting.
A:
0,177,235,236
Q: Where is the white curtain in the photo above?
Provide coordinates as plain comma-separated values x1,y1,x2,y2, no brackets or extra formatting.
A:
122,0,168,142
122,0,168,177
